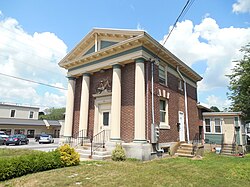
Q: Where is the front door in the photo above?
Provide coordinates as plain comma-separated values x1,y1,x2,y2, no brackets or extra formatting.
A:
99,110,111,131
179,111,185,141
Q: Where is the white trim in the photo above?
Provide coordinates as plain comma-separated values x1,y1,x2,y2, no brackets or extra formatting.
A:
214,118,222,134
159,99,170,129
204,118,212,133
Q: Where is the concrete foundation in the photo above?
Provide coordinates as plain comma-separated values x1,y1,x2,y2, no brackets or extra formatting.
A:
106,141,153,160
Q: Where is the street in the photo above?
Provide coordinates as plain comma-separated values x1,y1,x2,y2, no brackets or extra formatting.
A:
0,138,60,152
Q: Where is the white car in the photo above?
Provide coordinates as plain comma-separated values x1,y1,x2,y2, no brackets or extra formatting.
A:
0,131,9,139
38,134,54,144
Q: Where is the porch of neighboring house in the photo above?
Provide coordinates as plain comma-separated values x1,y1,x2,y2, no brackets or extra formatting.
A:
203,112,246,156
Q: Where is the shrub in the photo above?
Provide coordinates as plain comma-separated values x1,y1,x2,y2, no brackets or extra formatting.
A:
57,144,80,167
0,151,61,181
111,144,126,161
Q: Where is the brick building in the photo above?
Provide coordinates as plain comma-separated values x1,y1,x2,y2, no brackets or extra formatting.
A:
59,28,202,160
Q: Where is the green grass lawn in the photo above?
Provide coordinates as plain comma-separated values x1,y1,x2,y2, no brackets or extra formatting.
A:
0,151,250,187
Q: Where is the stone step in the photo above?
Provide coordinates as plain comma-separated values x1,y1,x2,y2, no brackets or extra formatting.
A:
177,149,193,155
92,154,111,160
180,143,193,147
175,153,194,158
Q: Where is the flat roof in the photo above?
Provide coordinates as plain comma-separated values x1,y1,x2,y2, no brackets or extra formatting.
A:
203,112,242,117
0,118,61,127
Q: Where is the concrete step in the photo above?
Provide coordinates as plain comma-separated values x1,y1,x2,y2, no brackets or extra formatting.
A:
180,143,193,148
178,147,193,151
175,153,194,158
177,150,193,155
92,154,111,160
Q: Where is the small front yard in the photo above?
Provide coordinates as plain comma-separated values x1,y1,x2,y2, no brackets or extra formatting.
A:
1,150,250,187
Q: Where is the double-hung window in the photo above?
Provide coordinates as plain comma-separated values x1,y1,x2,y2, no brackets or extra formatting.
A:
159,100,169,129
159,64,167,85
205,118,211,133
214,118,222,133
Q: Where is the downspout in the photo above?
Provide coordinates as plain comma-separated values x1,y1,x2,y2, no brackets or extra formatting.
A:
146,61,149,141
177,66,190,143
151,60,155,125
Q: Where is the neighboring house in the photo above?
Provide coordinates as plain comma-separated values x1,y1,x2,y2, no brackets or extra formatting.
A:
59,28,203,160
203,112,246,148
0,103,61,138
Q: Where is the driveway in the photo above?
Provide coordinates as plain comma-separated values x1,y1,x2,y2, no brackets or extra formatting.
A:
0,138,60,152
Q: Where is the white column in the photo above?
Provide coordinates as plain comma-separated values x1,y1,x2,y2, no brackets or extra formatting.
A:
79,73,90,137
110,64,122,141
134,58,146,142
64,77,76,137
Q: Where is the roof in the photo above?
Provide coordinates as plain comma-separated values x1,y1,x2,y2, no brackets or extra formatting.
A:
203,112,242,117
0,118,61,127
59,28,202,82
0,102,39,110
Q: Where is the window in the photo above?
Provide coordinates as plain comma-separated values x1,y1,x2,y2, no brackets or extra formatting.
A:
159,64,167,85
205,119,211,133
160,100,166,122
215,118,222,133
0,129,11,135
10,109,15,117
14,129,25,135
160,100,169,129
27,130,35,138
103,112,109,126
178,80,183,91
29,111,34,119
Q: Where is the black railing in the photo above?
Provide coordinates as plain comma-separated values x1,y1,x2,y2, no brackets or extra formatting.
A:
192,133,199,155
220,134,225,154
66,129,88,147
90,130,111,158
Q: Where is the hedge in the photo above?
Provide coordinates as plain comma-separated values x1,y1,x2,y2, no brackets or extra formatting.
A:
0,151,62,181
0,145,80,181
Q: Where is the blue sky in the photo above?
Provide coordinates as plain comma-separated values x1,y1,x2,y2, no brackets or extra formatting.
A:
0,0,249,110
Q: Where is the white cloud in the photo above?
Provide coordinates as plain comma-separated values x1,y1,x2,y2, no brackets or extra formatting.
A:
136,23,146,31
0,16,68,108
205,95,231,111
162,17,250,92
233,0,250,13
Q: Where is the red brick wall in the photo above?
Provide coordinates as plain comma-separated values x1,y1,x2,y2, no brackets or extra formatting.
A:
146,62,199,143
72,77,82,138
121,63,135,142
88,69,113,138
72,61,200,143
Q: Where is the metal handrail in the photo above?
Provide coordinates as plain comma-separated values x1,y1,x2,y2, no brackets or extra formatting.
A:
67,129,87,147
192,133,199,155
90,130,110,158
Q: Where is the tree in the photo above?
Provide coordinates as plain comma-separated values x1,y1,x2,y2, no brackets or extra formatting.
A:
210,106,220,112
227,43,250,120
39,107,65,120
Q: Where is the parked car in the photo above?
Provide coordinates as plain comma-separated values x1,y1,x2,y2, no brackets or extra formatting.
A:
39,134,54,144
6,134,29,145
0,131,9,139
0,137,6,145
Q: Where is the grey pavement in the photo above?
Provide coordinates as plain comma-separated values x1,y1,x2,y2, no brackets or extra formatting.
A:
0,138,60,152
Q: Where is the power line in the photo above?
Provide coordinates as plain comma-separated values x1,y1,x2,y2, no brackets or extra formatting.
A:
162,0,195,46
0,72,67,90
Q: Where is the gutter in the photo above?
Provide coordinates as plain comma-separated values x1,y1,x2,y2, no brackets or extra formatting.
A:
177,66,190,143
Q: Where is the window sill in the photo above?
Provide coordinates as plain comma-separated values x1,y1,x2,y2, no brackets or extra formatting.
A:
159,122,170,130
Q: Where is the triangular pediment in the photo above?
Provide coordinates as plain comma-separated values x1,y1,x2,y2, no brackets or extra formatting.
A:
59,28,145,65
